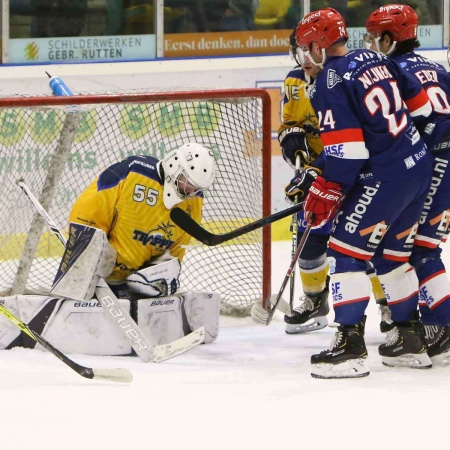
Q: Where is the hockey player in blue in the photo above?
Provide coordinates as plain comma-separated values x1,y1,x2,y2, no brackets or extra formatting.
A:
295,7,434,378
280,29,388,334
366,4,450,366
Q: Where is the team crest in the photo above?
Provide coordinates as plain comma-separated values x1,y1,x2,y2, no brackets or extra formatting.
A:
327,70,342,88
133,221,175,249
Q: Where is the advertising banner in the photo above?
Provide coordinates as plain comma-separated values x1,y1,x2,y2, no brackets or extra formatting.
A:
8,25,443,63
9,35,156,63
165,25,443,58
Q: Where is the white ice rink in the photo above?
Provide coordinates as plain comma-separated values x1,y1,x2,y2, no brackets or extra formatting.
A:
2,240,450,450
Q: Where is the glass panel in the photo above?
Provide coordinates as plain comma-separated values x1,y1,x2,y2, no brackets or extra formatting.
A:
162,1,445,58
5,0,446,62
8,0,157,63
164,0,294,57
310,0,444,49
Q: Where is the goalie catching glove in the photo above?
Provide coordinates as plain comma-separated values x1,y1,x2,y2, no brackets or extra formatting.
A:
278,127,312,169
285,167,320,205
126,257,181,297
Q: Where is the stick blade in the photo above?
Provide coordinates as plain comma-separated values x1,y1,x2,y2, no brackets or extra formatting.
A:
91,368,133,383
170,208,217,245
250,296,292,325
152,327,205,363
269,295,292,316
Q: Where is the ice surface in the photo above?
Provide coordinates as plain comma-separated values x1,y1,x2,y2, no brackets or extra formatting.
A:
1,240,450,450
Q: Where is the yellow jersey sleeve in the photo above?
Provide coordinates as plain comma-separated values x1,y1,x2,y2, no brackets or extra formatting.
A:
279,67,323,159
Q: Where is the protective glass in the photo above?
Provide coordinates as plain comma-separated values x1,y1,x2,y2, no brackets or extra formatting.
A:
363,32,381,50
296,46,312,65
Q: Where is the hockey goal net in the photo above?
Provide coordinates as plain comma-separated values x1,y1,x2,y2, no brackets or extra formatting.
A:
0,89,271,316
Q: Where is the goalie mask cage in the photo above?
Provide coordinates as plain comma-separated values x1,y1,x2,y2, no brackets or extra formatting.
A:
0,88,271,316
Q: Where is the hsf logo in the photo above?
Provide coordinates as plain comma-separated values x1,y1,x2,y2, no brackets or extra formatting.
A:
332,282,343,302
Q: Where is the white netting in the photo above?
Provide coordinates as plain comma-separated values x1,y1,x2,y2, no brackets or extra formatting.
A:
0,89,271,316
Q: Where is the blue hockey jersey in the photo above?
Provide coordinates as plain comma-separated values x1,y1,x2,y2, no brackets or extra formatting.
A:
309,49,432,194
391,51,450,151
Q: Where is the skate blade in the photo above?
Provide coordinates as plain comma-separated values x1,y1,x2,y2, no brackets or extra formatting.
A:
381,352,432,369
311,358,370,379
285,316,328,335
430,349,450,367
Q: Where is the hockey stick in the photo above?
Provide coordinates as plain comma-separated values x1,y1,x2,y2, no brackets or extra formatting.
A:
289,155,302,314
0,303,132,383
266,218,313,325
16,179,205,363
170,202,304,246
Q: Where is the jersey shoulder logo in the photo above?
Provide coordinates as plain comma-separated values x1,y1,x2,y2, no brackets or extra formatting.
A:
327,70,342,89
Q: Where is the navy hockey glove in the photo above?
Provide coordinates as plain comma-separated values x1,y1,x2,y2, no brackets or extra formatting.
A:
284,167,320,205
278,127,311,168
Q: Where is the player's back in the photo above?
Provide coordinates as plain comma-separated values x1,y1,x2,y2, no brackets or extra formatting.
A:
310,49,431,189
391,51,450,149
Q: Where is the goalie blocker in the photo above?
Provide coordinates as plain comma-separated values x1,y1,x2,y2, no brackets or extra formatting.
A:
0,292,220,355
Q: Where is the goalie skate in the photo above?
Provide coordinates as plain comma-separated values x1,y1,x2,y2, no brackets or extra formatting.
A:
379,322,432,369
284,287,329,334
311,319,369,379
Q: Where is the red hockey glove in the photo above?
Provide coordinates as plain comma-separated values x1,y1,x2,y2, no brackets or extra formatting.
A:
304,176,343,228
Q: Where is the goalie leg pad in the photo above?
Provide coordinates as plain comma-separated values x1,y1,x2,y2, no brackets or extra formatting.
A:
137,296,189,345
51,223,117,301
0,295,133,355
0,295,59,349
42,298,133,355
183,292,220,343
137,292,220,345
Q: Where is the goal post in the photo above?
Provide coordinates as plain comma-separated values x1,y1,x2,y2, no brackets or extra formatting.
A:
0,88,272,316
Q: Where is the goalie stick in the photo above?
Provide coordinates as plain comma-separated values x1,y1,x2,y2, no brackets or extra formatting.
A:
16,179,205,363
170,202,304,246
0,303,132,383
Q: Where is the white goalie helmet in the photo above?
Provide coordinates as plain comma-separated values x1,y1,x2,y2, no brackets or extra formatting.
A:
161,142,216,209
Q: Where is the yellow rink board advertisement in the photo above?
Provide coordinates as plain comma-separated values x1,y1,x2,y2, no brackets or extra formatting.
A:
165,30,291,57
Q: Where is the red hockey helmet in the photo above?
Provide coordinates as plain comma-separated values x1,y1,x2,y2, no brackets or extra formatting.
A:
295,8,348,50
366,4,418,42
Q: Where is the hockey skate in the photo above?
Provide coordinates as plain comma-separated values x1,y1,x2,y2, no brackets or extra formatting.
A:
311,317,369,379
424,324,450,366
284,286,330,334
379,322,432,369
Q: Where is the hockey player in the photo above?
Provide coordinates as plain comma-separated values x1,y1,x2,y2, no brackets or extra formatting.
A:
295,7,434,378
279,29,331,334
365,4,450,366
280,29,389,334
0,143,221,355
67,142,216,299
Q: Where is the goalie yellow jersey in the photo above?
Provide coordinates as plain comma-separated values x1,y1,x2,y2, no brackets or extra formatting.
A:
69,155,203,283
279,67,323,160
